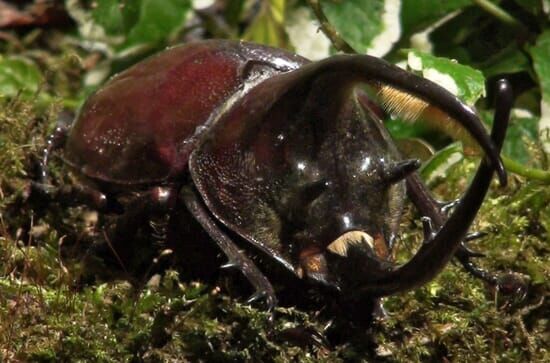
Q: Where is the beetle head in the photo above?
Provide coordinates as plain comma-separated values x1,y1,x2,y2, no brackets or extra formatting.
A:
190,56,510,297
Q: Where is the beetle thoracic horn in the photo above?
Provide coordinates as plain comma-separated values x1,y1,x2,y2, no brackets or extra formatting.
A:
284,55,508,186
197,53,507,187
355,79,513,297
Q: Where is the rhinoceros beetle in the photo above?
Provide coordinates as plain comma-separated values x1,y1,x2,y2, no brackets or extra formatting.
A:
38,40,513,326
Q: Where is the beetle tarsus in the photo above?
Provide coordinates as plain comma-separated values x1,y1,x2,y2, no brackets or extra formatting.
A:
464,231,488,242
99,186,179,267
461,261,497,285
459,243,486,258
407,174,494,281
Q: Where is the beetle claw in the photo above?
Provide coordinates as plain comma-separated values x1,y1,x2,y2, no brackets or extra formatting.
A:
464,231,488,242
437,198,461,214
220,261,239,269
246,290,277,313
421,216,436,241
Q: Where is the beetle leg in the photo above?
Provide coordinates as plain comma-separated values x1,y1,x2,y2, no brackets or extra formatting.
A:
181,186,277,313
96,186,178,271
112,187,178,239
406,172,497,284
27,178,122,216
40,110,73,185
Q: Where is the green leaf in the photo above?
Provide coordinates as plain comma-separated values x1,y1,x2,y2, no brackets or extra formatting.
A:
122,0,191,51
321,0,398,56
225,0,246,27
386,117,433,139
514,0,546,16
243,0,288,48
503,115,540,164
530,30,550,151
87,0,191,52
530,31,550,105
401,0,472,36
91,0,126,35
420,142,463,182
406,49,486,105
0,56,43,99
480,45,531,78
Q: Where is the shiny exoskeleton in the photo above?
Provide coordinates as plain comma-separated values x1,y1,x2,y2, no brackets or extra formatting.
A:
40,40,512,325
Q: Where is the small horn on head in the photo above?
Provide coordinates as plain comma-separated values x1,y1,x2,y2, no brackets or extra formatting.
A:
383,159,421,184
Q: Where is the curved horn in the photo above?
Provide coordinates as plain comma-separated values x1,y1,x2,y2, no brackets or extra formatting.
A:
355,79,512,297
196,54,506,185
297,55,507,185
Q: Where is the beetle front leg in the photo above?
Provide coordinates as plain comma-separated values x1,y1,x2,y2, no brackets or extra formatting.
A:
181,186,277,312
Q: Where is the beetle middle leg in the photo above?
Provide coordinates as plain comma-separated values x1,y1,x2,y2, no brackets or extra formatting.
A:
100,186,179,271
181,185,277,312
406,173,497,284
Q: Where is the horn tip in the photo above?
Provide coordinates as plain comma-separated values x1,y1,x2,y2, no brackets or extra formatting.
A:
496,161,507,187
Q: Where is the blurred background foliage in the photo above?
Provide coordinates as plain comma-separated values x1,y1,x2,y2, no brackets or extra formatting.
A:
0,0,549,361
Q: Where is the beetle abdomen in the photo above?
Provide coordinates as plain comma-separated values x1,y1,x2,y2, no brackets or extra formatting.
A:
65,40,305,185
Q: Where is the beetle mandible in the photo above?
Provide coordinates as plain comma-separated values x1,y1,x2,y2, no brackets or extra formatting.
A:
39,40,512,324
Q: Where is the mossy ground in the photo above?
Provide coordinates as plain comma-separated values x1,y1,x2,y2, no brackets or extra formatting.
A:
1,31,548,363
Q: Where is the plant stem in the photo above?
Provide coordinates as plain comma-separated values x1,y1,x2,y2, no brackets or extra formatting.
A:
473,0,524,28
502,155,550,182
305,0,356,54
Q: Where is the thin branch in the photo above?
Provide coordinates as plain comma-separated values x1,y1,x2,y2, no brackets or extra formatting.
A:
305,0,356,54
473,0,524,29
502,155,550,183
